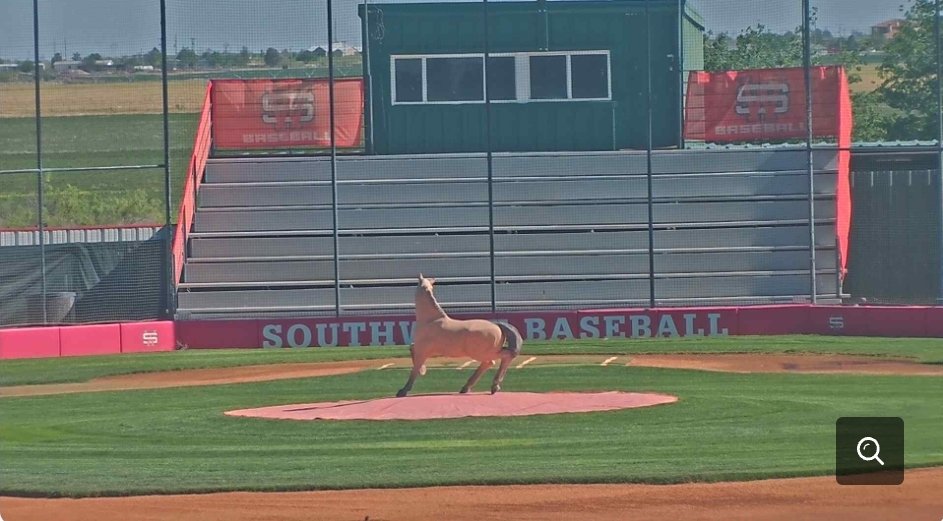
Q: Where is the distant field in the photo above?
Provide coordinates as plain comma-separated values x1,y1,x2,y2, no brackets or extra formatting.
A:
0,59,364,118
851,64,883,94
0,113,199,227
0,80,208,118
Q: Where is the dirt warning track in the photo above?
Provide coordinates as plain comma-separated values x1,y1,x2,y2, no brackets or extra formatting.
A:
3,467,941,521
2,353,939,398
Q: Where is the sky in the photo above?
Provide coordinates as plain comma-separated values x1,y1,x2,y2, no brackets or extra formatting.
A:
0,0,911,61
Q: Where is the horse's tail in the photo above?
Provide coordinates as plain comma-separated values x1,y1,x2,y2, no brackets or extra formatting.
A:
495,322,523,357
410,345,427,375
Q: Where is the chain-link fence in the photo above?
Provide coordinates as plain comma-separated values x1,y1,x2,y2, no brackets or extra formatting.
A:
2,0,942,324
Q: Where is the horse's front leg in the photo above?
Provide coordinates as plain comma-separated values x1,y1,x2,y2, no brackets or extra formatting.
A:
491,353,515,394
460,359,494,394
397,366,421,397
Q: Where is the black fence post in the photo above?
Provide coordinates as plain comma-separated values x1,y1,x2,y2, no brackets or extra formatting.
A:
160,0,175,318
484,0,496,313
328,0,341,317
802,0,817,303
645,0,656,308
936,0,943,303
32,0,47,324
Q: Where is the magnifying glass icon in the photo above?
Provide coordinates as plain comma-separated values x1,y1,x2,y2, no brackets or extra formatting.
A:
856,436,884,466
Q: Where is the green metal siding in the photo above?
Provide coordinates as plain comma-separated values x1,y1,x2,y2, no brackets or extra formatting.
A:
682,8,705,72
361,0,700,154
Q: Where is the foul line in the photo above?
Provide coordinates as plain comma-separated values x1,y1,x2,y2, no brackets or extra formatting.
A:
601,357,619,366
377,363,395,370
516,356,537,369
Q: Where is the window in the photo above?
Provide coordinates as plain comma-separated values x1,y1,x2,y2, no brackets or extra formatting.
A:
571,54,609,99
394,58,422,103
487,56,516,101
391,51,609,104
427,57,483,102
529,55,568,99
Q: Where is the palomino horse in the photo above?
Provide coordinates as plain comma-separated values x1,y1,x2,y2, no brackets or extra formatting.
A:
396,274,523,397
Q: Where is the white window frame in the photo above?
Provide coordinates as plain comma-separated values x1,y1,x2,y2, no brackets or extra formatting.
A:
390,50,611,105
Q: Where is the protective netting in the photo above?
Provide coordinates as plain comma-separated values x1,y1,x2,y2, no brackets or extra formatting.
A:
2,0,943,322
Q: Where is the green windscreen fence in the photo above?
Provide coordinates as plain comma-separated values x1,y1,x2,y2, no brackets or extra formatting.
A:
0,228,170,327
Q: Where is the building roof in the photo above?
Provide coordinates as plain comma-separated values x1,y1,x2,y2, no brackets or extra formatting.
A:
871,19,904,28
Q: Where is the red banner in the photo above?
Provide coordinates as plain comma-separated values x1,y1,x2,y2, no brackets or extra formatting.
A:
684,66,850,142
211,78,364,149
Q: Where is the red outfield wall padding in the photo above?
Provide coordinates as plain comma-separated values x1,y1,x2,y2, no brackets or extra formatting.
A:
736,305,809,335
865,307,928,337
924,307,943,337
5,305,943,361
59,324,122,357
0,326,61,359
120,321,176,353
175,319,263,349
808,306,871,336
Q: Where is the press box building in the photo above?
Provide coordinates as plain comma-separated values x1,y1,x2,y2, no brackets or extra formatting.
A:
358,0,705,154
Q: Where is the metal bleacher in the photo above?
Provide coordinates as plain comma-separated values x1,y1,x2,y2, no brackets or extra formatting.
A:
175,149,840,318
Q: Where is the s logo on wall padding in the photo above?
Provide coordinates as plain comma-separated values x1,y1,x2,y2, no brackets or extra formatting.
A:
142,330,159,346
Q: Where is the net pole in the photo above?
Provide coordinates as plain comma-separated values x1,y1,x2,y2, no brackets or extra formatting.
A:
160,0,174,317
802,0,818,303
484,0,496,313
363,0,374,154
33,0,48,323
328,0,341,317
936,0,943,303
645,0,656,308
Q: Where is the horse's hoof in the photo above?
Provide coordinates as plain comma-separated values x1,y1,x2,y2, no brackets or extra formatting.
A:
396,389,408,398
459,387,470,394
490,385,501,395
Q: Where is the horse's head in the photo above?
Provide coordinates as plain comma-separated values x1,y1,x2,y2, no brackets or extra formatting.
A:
417,273,437,295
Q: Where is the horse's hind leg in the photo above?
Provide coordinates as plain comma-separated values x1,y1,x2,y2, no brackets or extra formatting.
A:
491,352,515,394
460,359,495,394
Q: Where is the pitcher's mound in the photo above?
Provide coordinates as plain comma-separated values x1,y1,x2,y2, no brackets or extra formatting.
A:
226,391,677,421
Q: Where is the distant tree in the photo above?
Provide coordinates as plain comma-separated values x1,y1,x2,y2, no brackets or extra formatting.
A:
18,61,35,73
51,52,63,65
81,52,103,71
145,47,162,68
71,52,81,61
177,47,198,68
313,47,327,58
877,0,940,140
264,47,281,67
238,46,251,66
202,50,218,67
704,25,801,71
295,49,310,62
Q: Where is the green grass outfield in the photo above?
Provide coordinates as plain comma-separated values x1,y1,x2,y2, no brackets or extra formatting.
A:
0,336,941,497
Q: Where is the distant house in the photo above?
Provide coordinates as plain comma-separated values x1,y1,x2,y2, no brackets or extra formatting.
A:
871,19,904,40
53,60,82,73
306,42,361,56
133,65,155,72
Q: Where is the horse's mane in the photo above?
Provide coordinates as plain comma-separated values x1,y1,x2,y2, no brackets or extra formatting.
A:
416,284,448,320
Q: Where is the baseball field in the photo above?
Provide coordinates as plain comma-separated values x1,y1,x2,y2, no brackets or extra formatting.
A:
1,335,941,520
